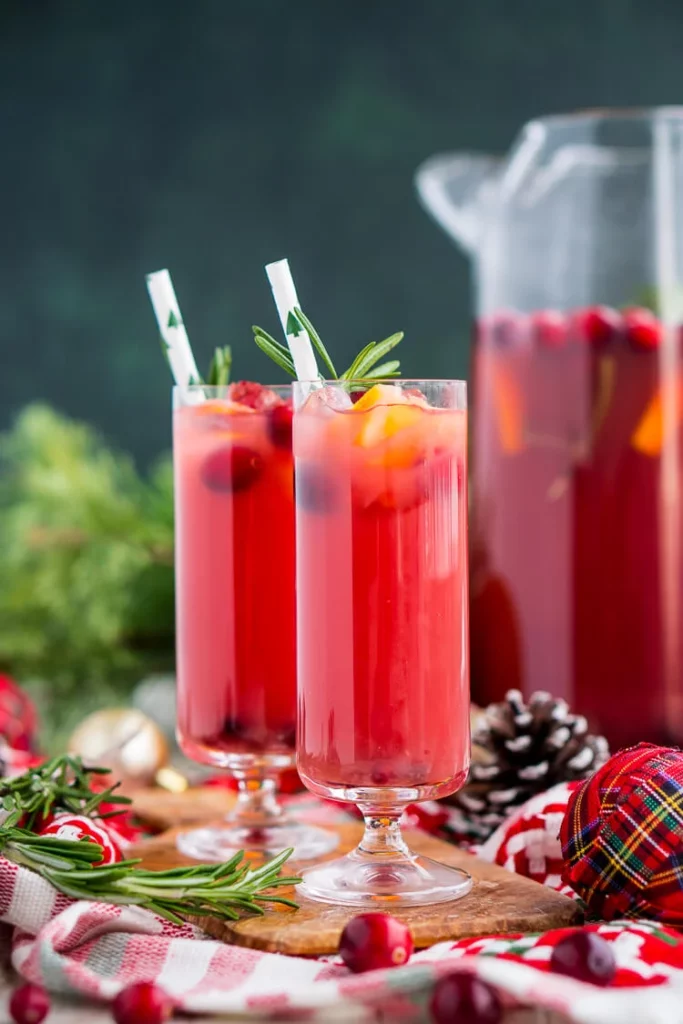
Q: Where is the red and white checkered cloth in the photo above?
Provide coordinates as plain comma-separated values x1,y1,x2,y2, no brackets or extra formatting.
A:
4,784,683,1022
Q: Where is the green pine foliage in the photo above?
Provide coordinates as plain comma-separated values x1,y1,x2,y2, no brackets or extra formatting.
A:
0,405,175,709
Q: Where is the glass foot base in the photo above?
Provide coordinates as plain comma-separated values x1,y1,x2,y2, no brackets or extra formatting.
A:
176,821,339,862
297,848,473,907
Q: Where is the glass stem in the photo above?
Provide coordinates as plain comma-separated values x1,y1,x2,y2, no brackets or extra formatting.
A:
231,774,284,831
358,810,411,859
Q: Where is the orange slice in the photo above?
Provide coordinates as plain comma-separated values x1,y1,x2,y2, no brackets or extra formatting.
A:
355,404,423,451
492,366,523,453
632,382,683,456
195,399,256,417
352,383,407,412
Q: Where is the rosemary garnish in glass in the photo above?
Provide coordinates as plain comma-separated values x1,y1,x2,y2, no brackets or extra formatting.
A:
253,307,403,382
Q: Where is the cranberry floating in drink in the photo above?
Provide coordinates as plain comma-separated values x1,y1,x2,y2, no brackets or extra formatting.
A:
417,109,683,750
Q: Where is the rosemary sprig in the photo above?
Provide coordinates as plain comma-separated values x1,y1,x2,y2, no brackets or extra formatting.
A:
0,827,300,925
252,307,404,383
252,326,296,377
289,308,337,378
160,339,233,387
0,755,131,831
206,345,232,386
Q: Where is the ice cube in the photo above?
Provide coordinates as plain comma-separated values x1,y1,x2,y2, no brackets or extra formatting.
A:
303,385,354,414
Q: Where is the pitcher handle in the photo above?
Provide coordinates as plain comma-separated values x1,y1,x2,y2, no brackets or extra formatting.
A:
415,152,500,254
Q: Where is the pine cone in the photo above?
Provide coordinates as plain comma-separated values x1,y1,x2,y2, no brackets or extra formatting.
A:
451,690,610,841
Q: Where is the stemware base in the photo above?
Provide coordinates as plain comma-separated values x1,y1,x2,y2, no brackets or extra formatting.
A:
176,821,339,862
297,846,473,907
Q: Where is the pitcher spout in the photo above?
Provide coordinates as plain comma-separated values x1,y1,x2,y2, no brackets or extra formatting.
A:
415,153,499,255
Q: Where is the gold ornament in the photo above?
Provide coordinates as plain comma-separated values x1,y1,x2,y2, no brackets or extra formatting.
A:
68,708,187,792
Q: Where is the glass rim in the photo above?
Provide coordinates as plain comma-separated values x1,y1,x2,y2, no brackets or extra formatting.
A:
292,377,468,386
173,383,292,392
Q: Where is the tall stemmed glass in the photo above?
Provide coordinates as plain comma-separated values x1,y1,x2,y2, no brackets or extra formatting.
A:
173,384,338,861
293,380,472,905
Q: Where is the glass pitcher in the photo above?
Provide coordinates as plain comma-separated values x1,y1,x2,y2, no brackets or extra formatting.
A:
416,109,683,750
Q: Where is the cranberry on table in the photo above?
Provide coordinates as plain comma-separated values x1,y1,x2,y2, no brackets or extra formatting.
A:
112,981,174,1024
9,983,50,1024
623,306,662,350
339,913,413,972
430,973,502,1024
549,930,616,986
201,445,264,493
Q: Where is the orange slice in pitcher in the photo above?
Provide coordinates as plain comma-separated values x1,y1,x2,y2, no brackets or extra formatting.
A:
492,365,523,453
632,382,683,456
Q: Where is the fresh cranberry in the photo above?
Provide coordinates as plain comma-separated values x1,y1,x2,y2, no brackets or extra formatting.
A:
430,974,502,1024
623,306,662,350
549,930,616,986
268,403,294,450
201,445,264,493
229,381,281,410
295,466,338,513
531,310,567,349
571,306,621,348
9,984,50,1024
112,981,174,1024
339,913,413,972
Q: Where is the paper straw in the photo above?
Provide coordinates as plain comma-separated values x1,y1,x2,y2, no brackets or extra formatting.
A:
146,269,202,392
265,259,320,385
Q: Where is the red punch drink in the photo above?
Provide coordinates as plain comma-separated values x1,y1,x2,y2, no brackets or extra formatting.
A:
173,383,337,861
294,380,472,907
470,307,683,750
174,388,296,761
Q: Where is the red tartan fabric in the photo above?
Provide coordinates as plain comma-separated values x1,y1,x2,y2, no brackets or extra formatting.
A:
561,743,683,925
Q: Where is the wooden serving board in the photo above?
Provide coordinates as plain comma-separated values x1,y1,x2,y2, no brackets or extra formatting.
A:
131,820,582,956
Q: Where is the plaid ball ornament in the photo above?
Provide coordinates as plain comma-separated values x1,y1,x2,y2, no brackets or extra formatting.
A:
561,743,683,924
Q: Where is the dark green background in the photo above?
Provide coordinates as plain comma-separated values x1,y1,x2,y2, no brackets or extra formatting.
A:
2,0,683,465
